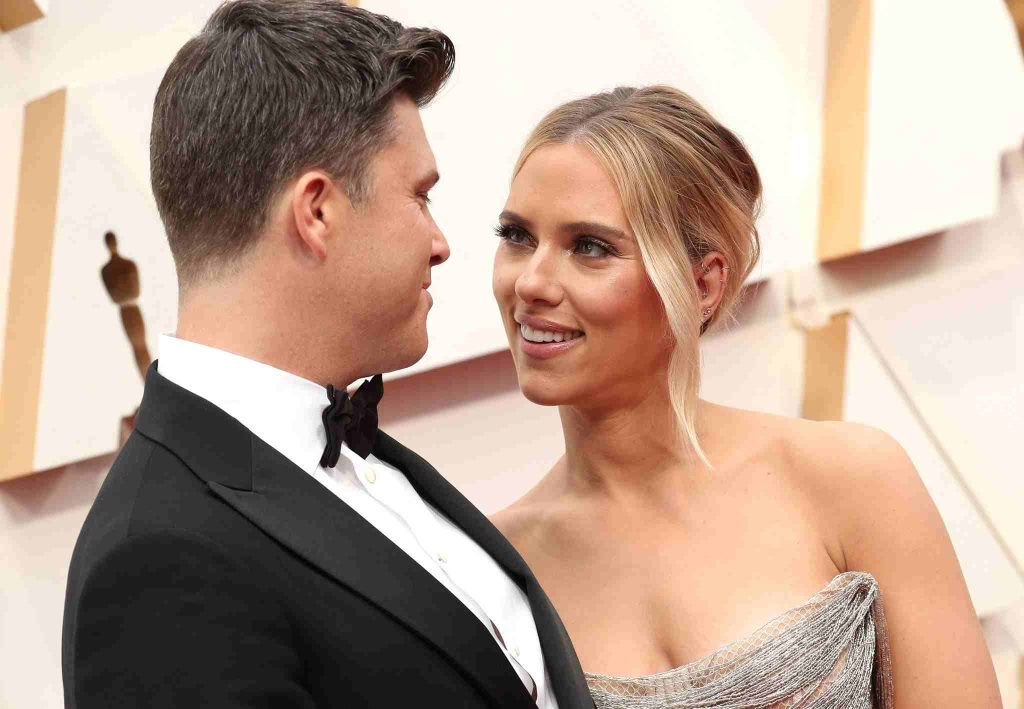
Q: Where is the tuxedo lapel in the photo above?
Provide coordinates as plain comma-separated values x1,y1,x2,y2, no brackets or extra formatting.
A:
134,365,536,709
375,432,594,709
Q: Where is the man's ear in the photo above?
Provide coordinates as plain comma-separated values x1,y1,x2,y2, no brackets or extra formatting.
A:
291,171,344,260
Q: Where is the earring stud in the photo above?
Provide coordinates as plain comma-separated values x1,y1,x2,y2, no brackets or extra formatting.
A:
702,307,713,319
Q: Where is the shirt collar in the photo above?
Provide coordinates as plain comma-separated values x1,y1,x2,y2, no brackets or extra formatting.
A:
157,334,332,476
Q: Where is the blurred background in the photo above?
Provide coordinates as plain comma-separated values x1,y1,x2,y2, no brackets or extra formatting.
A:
1,0,1023,706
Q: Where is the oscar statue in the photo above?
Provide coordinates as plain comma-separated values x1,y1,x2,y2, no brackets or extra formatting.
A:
100,231,152,444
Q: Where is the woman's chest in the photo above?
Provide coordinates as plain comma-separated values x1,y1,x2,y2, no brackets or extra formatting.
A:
525,502,841,676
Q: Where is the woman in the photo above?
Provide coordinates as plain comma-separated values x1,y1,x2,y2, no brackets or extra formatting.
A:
490,86,1000,707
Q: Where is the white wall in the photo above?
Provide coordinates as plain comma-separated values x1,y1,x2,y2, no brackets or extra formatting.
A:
0,0,225,385
31,71,177,470
863,0,1024,249
366,0,830,377
3,1,1024,706
6,0,1024,475
0,453,112,709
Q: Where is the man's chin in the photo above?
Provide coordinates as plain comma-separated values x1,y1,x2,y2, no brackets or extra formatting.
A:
381,331,429,374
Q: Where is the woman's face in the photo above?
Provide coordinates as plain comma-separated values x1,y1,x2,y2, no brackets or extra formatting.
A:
492,143,672,409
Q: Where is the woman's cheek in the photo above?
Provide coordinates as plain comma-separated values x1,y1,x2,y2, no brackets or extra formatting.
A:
582,277,636,325
491,259,514,303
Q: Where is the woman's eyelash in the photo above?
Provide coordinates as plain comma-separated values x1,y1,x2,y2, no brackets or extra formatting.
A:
494,224,615,258
574,236,614,257
494,223,529,243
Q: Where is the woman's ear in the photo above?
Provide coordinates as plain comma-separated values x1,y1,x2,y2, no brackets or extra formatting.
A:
694,252,728,322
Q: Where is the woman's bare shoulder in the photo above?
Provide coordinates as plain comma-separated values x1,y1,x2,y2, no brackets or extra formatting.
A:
714,412,997,702
489,474,562,551
712,403,914,495
764,414,940,565
777,417,918,500
489,500,535,549
710,406,923,548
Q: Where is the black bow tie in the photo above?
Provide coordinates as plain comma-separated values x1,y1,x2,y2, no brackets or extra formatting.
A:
320,374,384,466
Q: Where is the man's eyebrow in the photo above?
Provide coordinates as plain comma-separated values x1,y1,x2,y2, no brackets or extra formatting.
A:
416,169,440,192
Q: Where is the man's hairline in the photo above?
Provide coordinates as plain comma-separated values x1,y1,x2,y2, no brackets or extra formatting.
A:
177,91,437,291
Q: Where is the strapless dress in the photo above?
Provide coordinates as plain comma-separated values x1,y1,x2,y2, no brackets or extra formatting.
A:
585,572,892,709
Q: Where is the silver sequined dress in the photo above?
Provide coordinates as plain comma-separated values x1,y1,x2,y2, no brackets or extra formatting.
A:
585,572,893,709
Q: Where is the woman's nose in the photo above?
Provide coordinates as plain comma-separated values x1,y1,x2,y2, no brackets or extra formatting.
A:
514,248,563,306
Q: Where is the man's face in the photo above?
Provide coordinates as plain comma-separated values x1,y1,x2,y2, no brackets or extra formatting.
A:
328,95,450,375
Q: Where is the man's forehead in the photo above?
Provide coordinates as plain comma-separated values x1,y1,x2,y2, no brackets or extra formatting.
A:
390,96,428,145
383,96,436,174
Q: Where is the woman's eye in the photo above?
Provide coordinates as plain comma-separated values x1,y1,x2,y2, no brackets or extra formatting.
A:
494,224,531,246
574,237,612,258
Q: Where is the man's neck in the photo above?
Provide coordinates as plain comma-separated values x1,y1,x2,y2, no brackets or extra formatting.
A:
176,281,361,389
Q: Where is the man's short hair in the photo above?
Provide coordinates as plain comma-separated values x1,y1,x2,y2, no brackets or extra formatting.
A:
150,0,454,284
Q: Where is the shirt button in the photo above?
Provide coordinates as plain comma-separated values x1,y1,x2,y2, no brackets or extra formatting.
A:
365,469,377,484
512,646,521,659
436,553,447,565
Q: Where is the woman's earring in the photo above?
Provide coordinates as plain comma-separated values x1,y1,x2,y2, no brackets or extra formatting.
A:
702,307,713,320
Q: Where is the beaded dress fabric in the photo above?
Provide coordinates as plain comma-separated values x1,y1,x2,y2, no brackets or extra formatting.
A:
585,572,893,709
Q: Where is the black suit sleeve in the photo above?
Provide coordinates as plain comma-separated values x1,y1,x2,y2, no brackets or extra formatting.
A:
68,530,318,709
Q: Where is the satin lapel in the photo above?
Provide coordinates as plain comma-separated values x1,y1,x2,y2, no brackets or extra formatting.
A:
524,577,594,709
374,432,594,709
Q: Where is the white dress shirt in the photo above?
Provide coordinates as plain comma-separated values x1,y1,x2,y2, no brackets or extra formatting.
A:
157,335,557,708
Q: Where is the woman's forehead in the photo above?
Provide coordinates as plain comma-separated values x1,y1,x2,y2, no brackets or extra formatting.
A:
506,144,629,229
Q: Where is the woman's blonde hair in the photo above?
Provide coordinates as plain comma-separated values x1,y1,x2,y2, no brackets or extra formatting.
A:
513,85,762,463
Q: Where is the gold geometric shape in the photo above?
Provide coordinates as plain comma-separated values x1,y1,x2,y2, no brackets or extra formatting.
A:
0,0,44,32
0,89,66,481
1006,0,1024,56
817,0,872,262
800,311,849,422
1019,654,1023,709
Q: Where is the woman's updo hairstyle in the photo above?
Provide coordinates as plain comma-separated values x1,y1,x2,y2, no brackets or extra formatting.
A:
513,85,762,462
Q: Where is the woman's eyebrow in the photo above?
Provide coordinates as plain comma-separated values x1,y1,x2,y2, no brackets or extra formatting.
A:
562,221,629,241
498,210,532,228
497,213,631,242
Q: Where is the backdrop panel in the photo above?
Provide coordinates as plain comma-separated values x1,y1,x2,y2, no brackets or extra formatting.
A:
6,1,1024,476
852,265,1024,578
844,314,1024,617
366,0,829,377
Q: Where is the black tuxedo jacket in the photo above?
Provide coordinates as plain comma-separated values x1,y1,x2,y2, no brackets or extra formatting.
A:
62,364,592,708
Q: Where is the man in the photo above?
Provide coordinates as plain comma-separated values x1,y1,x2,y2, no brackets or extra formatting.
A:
61,2,591,707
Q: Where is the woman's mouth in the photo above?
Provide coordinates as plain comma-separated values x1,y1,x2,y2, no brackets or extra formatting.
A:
517,322,585,359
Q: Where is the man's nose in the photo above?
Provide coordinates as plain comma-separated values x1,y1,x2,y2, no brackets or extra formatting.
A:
431,226,450,267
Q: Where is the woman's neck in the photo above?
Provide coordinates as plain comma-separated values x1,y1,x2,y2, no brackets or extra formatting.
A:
557,389,712,501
